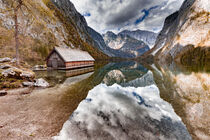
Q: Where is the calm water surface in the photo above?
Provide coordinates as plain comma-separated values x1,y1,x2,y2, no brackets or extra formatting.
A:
35,61,210,140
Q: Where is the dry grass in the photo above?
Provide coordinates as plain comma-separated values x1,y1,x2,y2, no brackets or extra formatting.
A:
190,11,210,21
0,0,108,66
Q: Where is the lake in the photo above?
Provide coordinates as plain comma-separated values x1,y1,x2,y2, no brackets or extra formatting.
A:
3,61,207,139
36,61,209,140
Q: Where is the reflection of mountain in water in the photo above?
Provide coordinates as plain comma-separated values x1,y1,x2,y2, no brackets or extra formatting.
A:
150,63,210,140
102,61,148,86
54,70,191,140
103,70,126,85
122,71,155,87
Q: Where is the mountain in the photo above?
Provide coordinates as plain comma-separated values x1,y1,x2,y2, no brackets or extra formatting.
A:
86,27,115,57
149,0,210,65
103,31,150,58
119,30,158,48
86,27,133,58
0,0,108,63
51,0,113,58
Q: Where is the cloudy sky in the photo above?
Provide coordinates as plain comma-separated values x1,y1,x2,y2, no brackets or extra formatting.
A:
70,0,184,34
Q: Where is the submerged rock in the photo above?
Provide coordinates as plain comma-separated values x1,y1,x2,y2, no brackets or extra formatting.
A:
34,78,49,88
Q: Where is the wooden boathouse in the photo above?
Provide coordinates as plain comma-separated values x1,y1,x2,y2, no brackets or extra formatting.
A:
46,47,95,70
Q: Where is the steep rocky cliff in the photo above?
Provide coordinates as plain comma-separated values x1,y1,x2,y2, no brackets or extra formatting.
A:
0,0,108,64
150,0,210,64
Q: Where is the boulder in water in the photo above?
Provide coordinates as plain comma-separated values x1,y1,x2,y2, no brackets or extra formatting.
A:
34,78,49,87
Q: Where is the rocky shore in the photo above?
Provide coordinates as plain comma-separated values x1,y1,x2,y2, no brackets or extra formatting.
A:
0,69,93,140
0,57,49,96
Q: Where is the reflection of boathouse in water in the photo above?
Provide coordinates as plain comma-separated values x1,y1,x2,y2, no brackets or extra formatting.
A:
46,47,95,70
64,67,94,77
34,67,94,86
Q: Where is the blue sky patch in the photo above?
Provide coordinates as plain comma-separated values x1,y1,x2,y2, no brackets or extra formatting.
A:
83,12,91,17
134,5,159,25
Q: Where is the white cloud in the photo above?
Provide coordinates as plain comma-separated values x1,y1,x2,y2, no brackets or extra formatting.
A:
70,0,184,33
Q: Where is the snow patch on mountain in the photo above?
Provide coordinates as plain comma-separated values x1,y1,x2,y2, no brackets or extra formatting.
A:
103,31,150,57
119,30,158,48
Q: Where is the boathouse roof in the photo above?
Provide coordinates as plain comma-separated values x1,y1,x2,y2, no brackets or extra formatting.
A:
48,47,95,62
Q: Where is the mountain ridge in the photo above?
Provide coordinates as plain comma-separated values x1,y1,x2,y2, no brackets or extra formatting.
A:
118,29,158,48
103,31,150,58
147,0,210,65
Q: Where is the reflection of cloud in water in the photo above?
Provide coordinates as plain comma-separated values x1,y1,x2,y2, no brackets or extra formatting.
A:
54,74,191,140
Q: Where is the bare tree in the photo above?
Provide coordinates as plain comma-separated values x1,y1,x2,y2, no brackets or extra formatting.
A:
0,0,23,65
13,0,23,65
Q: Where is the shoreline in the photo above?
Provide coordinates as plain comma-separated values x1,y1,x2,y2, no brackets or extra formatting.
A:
0,72,93,140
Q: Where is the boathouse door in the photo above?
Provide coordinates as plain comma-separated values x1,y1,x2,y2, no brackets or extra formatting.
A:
52,58,58,68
